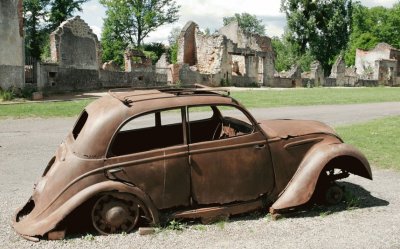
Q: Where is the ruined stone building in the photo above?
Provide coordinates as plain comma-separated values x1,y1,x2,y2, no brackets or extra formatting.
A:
176,21,276,87
301,61,325,87
356,43,400,86
0,0,24,90
4,10,400,93
37,16,165,91
326,56,358,87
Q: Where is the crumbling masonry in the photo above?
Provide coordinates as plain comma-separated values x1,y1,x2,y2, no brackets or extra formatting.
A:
0,0,24,90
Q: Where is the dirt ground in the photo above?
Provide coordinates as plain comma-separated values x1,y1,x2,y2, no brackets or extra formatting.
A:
1,103,400,248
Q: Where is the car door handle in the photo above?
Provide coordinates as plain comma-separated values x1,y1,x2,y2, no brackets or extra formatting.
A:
254,144,265,149
106,167,123,180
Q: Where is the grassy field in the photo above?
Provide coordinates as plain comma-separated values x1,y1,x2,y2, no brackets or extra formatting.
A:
231,87,400,108
1,87,400,118
336,116,400,170
0,99,93,118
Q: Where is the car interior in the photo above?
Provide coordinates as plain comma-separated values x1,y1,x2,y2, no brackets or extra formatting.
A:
109,105,254,157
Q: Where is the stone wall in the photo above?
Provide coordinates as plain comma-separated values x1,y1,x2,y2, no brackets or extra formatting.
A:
268,78,293,88
0,0,24,89
355,43,400,80
38,63,166,92
232,76,259,87
218,21,273,53
176,21,275,87
37,16,168,92
50,16,101,70
177,21,197,66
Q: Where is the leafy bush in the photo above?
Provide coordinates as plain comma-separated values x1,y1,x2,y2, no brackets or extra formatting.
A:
20,85,37,99
1,90,14,101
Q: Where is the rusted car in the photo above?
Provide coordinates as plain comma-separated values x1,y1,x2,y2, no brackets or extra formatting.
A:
13,87,372,241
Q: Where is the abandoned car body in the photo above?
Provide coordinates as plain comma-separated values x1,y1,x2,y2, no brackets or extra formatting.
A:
13,88,372,240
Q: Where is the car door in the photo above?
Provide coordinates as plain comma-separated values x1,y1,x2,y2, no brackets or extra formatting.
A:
104,108,191,209
188,105,274,205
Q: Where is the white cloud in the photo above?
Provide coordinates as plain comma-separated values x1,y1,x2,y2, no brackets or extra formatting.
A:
78,0,398,43
361,0,397,8
90,25,102,39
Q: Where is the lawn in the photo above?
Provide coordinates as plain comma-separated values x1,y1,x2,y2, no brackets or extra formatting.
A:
0,99,93,118
335,116,400,170
1,87,400,118
230,87,400,108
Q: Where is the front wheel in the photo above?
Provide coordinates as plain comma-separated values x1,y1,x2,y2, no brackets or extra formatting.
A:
91,192,141,235
324,184,344,205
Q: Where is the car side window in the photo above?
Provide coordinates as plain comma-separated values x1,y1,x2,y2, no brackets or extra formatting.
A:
188,105,254,143
188,106,218,143
109,108,184,156
214,105,254,139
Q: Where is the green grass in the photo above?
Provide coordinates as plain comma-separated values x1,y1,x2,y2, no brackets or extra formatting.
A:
1,88,400,118
335,116,400,170
230,87,400,108
0,99,92,118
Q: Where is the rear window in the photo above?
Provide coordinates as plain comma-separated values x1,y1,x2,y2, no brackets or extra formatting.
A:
72,111,88,139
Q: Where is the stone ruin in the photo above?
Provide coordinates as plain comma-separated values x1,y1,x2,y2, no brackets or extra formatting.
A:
173,21,275,87
3,10,400,93
50,16,102,70
37,16,166,91
326,56,358,87
356,43,400,86
0,0,24,90
300,61,325,87
124,49,152,71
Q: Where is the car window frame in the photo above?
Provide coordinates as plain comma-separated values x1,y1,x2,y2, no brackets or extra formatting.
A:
106,107,187,158
186,104,258,145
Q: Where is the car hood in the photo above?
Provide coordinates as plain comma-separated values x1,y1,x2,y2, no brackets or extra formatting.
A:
257,119,339,139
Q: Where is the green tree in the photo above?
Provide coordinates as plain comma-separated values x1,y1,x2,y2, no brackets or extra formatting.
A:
100,0,180,47
223,13,265,35
281,0,352,74
344,2,400,65
23,0,50,59
143,42,166,64
101,14,127,66
167,26,180,64
272,34,315,72
48,0,89,30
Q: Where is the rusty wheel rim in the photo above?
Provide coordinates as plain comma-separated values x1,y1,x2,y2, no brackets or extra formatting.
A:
325,185,344,205
91,193,140,235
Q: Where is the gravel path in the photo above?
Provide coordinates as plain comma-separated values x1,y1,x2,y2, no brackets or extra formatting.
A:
1,103,400,248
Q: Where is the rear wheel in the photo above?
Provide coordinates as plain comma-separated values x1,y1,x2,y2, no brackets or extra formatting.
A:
91,192,142,235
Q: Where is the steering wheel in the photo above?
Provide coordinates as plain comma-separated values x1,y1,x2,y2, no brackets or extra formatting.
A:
211,122,222,140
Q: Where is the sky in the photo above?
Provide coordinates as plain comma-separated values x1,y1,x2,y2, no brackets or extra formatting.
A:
78,0,399,44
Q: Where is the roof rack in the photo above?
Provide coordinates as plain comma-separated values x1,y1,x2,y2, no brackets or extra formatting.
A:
108,84,230,106
108,84,229,95
160,87,230,97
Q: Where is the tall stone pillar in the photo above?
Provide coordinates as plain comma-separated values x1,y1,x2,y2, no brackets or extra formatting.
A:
0,0,25,90
245,56,258,79
262,55,274,86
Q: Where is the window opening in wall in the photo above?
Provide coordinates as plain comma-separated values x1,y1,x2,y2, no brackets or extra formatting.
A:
48,72,57,78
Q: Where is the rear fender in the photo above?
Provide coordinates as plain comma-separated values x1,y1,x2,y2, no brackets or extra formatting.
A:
13,181,159,238
270,143,372,212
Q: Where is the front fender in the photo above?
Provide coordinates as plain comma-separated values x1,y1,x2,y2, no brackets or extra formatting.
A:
271,143,372,212
13,181,159,238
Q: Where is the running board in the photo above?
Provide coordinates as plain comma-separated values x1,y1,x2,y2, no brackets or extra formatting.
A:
170,199,263,224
